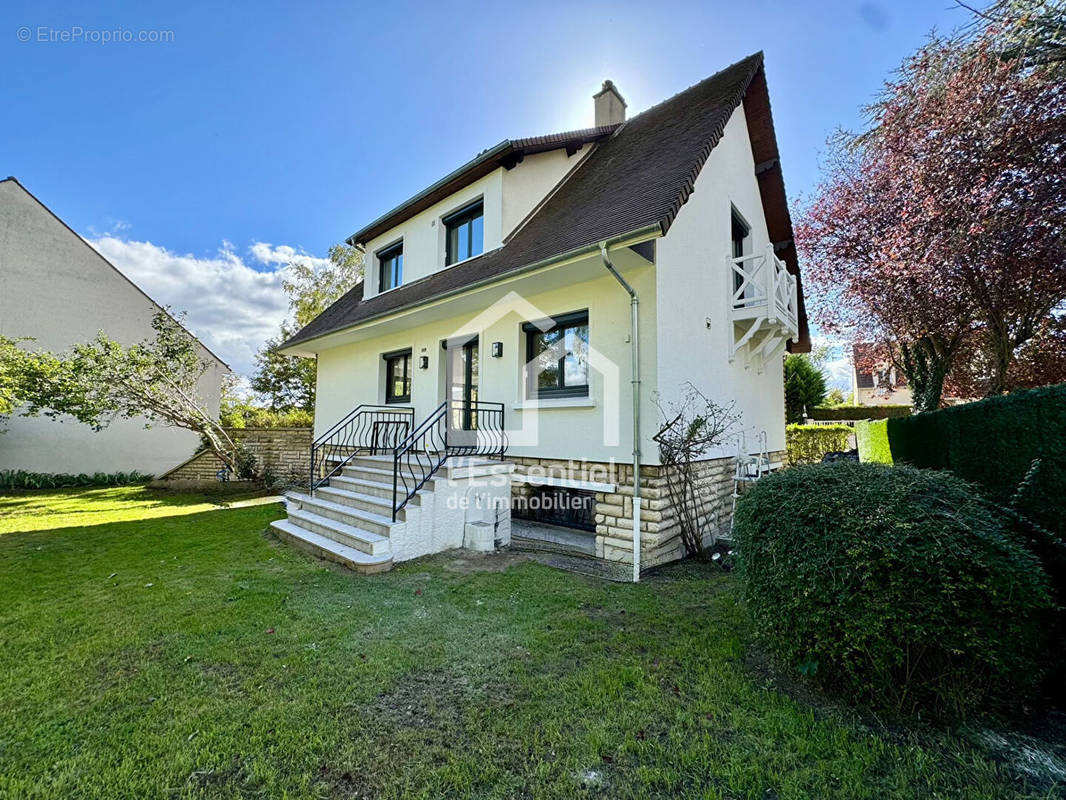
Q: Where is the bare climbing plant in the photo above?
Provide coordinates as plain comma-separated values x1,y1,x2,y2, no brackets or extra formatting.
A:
653,384,739,558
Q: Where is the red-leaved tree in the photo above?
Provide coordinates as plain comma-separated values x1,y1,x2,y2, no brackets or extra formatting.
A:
797,6,1066,409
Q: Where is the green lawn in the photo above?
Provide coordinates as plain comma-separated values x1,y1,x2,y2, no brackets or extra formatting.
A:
0,487,1058,799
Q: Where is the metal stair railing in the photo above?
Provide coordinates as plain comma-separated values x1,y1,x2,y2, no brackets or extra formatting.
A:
309,405,414,493
392,399,507,521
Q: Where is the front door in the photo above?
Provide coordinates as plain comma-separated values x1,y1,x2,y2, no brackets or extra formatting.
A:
444,335,478,449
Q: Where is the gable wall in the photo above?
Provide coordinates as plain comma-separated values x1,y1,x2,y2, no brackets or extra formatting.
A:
361,149,582,301
654,105,787,456
0,181,227,475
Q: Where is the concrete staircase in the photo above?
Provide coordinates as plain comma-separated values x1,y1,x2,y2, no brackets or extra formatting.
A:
271,454,513,573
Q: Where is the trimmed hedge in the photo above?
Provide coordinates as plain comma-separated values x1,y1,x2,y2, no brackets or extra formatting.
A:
733,461,1053,718
0,470,152,492
785,424,851,465
855,419,893,464
809,404,912,421
886,383,1066,537
221,407,313,429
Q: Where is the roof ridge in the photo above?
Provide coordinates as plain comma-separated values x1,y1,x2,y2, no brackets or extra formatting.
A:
284,51,810,352
624,51,763,127
0,178,232,370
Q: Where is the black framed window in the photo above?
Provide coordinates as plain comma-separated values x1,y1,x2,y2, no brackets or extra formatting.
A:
524,311,589,398
731,210,750,298
444,200,484,265
384,350,411,404
378,242,403,292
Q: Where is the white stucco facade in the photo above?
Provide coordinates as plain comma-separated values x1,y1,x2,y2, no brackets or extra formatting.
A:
304,104,787,469
0,179,228,476
655,106,787,456
361,149,584,302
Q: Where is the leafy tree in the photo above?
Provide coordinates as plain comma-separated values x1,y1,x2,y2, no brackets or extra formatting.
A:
798,2,1066,408
9,311,241,473
784,354,827,424
956,0,1066,69
824,387,847,407
250,327,317,412
0,337,33,420
1,337,87,430
284,243,362,328
251,243,362,411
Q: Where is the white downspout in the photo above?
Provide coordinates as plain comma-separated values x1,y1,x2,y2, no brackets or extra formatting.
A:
599,242,642,583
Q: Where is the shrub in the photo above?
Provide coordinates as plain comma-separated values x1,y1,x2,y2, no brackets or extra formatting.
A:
885,383,1066,539
784,354,827,424
220,405,313,429
733,462,1053,718
0,470,152,492
855,419,892,463
809,404,912,421
785,424,851,465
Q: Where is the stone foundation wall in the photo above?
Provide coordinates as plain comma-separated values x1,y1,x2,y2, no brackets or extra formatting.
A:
161,427,312,483
510,450,787,573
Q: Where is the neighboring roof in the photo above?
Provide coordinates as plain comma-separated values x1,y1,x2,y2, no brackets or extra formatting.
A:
853,342,908,388
0,176,232,371
347,125,619,246
286,52,810,351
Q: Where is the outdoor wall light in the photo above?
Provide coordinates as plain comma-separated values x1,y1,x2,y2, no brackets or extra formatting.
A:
491,341,503,358
419,356,429,370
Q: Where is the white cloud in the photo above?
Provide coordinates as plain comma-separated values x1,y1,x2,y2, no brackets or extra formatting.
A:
249,241,330,271
86,236,317,378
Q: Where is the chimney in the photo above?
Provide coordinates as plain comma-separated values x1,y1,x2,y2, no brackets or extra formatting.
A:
593,80,626,127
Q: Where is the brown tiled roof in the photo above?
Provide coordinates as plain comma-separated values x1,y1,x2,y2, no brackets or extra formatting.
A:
853,342,908,388
347,125,619,246
285,52,810,351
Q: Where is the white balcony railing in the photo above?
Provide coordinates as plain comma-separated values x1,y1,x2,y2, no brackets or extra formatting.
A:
726,243,799,365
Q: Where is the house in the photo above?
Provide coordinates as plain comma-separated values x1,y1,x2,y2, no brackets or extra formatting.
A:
275,53,810,579
851,342,970,408
0,178,229,476
852,343,913,406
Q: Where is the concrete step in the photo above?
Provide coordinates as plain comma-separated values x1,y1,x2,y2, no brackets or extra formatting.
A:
315,484,405,519
284,500,394,554
270,519,393,574
287,492,399,539
340,463,442,489
327,475,403,500
340,455,512,483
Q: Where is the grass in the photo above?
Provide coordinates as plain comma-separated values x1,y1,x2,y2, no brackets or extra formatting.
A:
0,487,1059,799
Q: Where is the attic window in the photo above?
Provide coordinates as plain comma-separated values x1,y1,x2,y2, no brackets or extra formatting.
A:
444,200,484,265
378,242,403,292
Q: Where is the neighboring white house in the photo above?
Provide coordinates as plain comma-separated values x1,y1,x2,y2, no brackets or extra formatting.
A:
0,178,229,476
275,53,810,578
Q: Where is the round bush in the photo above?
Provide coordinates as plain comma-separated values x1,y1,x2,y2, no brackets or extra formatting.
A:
733,461,1053,718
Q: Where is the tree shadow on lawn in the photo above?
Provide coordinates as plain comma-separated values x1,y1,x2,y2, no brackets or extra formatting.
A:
0,485,274,534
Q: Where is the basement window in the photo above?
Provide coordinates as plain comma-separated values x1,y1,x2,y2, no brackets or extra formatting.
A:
515,486,596,531
444,200,484,265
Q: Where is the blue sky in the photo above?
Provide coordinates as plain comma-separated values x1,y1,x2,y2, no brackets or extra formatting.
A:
1,0,969,378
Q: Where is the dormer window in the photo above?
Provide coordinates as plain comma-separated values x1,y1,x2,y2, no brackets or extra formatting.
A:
378,242,403,292
444,200,484,266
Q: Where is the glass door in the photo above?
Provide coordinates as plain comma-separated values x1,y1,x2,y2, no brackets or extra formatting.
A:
444,335,478,447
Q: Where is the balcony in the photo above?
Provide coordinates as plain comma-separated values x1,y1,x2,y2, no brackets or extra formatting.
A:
726,243,799,368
